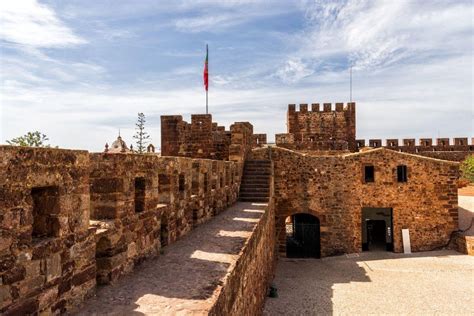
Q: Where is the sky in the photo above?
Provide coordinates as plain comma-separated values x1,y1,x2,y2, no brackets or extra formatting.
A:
0,0,472,152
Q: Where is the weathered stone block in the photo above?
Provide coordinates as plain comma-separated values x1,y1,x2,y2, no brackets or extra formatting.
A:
45,253,62,282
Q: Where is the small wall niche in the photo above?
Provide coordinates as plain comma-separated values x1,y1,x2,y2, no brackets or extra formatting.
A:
31,186,60,239
134,177,146,213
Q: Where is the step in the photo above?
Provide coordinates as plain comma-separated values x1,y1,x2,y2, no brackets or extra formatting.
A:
241,177,270,181
242,176,269,179
241,182,270,186
244,167,271,170
243,169,271,174
239,189,270,194
239,193,269,198
240,188,269,193
242,174,270,178
240,186,269,191
239,197,269,202
241,180,270,185
245,160,271,164
243,173,271,177
242,173,270,177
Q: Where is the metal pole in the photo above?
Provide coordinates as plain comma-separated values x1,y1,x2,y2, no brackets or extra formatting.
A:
206,44,209,114
350,65,352,102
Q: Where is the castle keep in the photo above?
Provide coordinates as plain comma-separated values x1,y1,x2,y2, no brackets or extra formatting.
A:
1,102,472,315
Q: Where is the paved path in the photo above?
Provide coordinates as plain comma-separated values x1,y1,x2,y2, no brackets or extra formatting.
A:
264,250,474,315
75,202,266,315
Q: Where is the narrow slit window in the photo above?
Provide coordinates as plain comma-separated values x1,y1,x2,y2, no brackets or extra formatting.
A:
364,165,375,183
179,174,185,192
397,165,408,182
134,177,145,213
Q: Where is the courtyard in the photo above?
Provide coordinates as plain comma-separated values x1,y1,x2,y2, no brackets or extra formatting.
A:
263,250,473,315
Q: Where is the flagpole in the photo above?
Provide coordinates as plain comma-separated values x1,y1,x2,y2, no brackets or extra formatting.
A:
350,65,352,102
206,44,209,114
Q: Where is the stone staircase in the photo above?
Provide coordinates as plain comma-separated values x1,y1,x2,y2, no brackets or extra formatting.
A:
239,160,271,202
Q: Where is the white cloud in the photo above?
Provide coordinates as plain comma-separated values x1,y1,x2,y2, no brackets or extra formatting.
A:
276,58,315,83
0,0,86,48
173,1,297,32
283,0,473,72
0,0,472,152
175,14,240,32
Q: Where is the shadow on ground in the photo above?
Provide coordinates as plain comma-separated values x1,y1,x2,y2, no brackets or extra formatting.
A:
263,250,471,315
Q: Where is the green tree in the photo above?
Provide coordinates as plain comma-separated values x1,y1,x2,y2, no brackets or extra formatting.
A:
7,131,51,147
460,155,474,183
133,112,150,153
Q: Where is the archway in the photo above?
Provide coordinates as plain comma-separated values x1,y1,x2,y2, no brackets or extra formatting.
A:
286,213,321,258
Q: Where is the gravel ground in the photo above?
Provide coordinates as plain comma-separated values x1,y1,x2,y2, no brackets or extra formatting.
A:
263,250,474,315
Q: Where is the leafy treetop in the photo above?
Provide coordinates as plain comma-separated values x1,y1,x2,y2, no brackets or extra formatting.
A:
7,131,51,147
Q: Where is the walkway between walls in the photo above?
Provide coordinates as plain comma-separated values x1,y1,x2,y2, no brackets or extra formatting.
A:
74,202,272,315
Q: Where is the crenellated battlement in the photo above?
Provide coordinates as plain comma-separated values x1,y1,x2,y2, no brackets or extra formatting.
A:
282,102,356,151
356,137,473,149
356,137,473,161
288,102,356,113
161,114,265,161
0,145,244,314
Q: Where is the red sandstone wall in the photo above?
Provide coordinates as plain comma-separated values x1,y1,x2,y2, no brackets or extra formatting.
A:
0,146,95,315
252,147,459,257
277,102,356,152
161,114,260,161
356,138,473,162
89,153,242,284
0,146,244,314
349,149,459,253
209,200,276,316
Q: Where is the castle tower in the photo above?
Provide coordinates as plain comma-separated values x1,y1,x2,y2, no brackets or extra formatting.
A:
276,102,356,151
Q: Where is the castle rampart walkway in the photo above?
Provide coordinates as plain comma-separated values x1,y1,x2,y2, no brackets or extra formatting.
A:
74,202,268,315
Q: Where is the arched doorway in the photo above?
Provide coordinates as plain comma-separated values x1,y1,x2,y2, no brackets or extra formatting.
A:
286,213,321,258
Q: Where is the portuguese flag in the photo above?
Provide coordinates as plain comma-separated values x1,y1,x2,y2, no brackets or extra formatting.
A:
203,44,209,91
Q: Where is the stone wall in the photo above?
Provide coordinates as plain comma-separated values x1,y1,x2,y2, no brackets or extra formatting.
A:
0,146,243,314
251,146,459,257
455,235,474,255
416,151,472,162
89,153,241,284
229,122,254,163
0,146,95,315
161,114,261,161
356,138,473,161
276,102,356,152
210,199,276,315
252,134,267,148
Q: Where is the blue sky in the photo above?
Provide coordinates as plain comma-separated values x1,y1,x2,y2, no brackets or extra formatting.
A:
0,0,472,151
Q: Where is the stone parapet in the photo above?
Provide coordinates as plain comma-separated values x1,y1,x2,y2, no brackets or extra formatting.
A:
0,146,242,314
0,146,95,315
280,102,356,152
356,138,473,161
161,114,263,161
89,153,241,285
